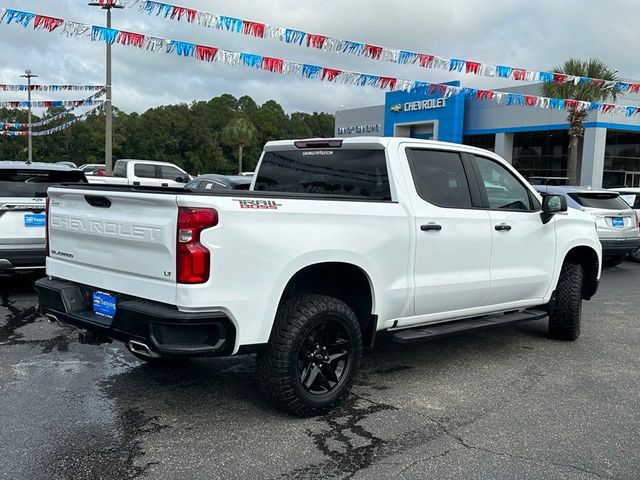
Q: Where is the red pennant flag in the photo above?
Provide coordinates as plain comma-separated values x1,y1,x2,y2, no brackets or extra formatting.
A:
553,73,568,84
601,104,615,113
512,68,526,80
465,61,481,75
417,54,434,67
321,68,342,81
306,34,326,49
261,57,284,73
378,77,397,90
117,31,145,48
170,6,196,22
364,44,383,60
630,84,640,94
591,79,605,88
564,99,579,110
196,45,218,62
476,90,494,100
34,15,64,32
243,21,265,38
524,95,537,106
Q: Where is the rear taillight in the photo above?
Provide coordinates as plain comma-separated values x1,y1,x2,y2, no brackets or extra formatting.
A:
45,197,50,257
636,211,640,230
176,207,218,284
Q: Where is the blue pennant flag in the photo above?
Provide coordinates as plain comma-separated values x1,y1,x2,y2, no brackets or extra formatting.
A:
4,9,35,27
616,82,630,92
538,71,553,83
449,59,465,72
398,51,418,64
626,106,638,117
240,53,263,68
578,76,592,85
219,16,243,32
171,41,195,57
589,102,602,111
302,65,321,79
284,29,306,45
460,87,477,97
496,66,512,78
91,26,119,45
356,75,379,87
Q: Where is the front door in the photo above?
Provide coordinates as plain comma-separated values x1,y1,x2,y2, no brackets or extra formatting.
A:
471,155,556,306
403,147,492,317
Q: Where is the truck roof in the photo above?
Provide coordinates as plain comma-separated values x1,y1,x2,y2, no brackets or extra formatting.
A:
0,161,79,171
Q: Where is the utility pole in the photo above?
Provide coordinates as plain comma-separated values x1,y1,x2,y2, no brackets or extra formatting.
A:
88,0,123,175
20,69,37,164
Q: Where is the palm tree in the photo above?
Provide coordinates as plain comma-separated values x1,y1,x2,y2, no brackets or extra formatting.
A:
542,59,619,185
221,116,258,174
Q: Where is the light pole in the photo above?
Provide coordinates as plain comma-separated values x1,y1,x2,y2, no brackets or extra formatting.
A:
20,69,37,164
88,0,123,175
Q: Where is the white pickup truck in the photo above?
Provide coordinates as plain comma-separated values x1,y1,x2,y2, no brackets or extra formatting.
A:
87,159,191,187
36,137,601,416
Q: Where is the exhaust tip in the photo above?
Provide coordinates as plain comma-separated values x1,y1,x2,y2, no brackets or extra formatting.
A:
128,340,161,359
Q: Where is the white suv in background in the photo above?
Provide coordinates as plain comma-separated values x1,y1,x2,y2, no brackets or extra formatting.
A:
0,162,87,272
609,187,640,262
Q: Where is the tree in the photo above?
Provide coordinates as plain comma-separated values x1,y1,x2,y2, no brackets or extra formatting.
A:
542,58,619,185
221,116,258,173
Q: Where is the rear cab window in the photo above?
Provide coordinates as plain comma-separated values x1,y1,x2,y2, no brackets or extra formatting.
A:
254,147,391,200
569,192,630,210
0,169,87,197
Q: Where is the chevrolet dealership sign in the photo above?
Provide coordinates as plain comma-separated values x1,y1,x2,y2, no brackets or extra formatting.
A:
391,98,446,113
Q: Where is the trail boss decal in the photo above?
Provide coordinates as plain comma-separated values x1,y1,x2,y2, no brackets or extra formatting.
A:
233,199,282,210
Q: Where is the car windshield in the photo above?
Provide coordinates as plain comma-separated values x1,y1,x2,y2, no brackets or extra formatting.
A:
0,169,86,197
569,192,630,210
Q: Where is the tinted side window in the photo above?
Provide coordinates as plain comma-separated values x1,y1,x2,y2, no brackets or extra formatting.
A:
474,156,533,211
254,149,390,200
113,160,126,177
161,166,184,181
134,164,157,179
406,149,472,208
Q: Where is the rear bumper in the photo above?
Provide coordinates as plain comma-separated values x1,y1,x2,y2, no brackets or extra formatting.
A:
35,277,236,357
600,238,640,255
0,247,46,271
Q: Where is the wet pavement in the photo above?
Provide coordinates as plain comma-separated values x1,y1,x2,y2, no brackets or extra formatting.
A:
1,264,639,480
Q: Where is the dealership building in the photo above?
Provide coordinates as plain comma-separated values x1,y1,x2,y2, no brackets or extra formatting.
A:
335,81,640,188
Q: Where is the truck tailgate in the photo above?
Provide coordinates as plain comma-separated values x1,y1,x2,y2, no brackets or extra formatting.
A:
47,187,179,303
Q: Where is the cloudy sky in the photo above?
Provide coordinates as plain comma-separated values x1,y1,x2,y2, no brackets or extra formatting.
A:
1,0,639,115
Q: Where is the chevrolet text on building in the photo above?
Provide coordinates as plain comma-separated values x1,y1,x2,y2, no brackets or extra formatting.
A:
394,97,447,112
37,137,601,417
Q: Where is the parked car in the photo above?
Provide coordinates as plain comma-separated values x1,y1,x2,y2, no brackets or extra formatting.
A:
87,159,191,187
0,161,86,272
608,187,640,262
37,137,601,416
79,164,106,176
535,185,640,267
186,174,252,191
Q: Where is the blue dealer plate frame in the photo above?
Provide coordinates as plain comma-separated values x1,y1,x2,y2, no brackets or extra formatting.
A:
93,291,117,318
612,217,625,228
24,213,46,227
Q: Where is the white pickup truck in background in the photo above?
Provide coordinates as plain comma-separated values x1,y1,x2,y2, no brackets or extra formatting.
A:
86,159,191,187
36,137,601,416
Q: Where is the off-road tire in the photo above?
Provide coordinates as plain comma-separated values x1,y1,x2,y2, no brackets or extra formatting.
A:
548,262,583,341
603,254,626,268
628,248,640,263
257,294,362,417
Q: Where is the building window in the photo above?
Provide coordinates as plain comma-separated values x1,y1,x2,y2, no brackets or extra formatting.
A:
604,130,640,187
511,130,568,181
462,134,494,152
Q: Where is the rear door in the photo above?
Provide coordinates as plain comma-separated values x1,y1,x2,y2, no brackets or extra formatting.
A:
0,168,85,248
570,192,637,240
470,154,556,306
401,147,492,317
130,162,164,187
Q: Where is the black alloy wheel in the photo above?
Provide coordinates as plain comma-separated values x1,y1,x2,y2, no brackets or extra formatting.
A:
297,319,351,395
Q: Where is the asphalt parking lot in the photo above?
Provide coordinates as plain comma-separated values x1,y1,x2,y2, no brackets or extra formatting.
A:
1,264,639,480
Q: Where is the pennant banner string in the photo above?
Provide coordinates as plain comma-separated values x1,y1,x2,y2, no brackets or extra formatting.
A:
1,9,639,118
0,87,106,109
0,84,105,92
0,103,105,136
111,0,640,94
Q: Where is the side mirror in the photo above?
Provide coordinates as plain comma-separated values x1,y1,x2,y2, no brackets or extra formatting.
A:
541,194,567,224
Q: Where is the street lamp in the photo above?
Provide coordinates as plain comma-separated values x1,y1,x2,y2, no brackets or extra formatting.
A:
88,0,123,175
20,69,38,164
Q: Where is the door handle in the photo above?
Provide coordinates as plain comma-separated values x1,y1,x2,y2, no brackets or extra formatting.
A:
161,183,168,187
495,223,512,231
421,223,442,232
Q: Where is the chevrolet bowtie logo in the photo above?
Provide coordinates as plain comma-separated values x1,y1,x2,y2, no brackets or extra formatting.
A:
390,104,402,113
